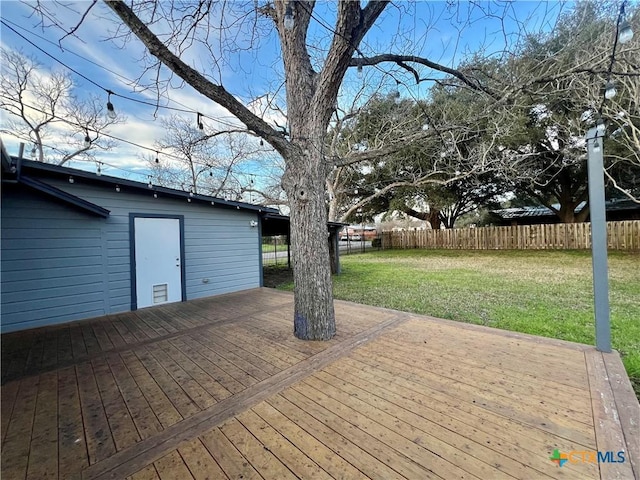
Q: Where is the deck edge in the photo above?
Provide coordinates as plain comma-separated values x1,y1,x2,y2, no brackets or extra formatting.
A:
585,348,636,479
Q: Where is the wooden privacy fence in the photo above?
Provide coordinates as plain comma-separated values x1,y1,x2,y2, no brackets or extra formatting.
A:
381,220,640,251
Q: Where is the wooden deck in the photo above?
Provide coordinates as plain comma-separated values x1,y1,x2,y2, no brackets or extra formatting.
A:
1,288,638,480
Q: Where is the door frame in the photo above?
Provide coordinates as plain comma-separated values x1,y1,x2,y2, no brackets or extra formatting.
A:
129,213,187,310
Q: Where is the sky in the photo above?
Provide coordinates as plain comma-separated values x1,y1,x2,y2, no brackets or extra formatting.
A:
0,1,569,187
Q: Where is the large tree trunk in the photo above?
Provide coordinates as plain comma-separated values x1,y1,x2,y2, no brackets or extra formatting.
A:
428,209,442,230
554,195,589,223
283,145,335,340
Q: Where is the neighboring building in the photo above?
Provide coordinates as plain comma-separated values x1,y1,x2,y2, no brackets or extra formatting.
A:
1,149,280,333
491,200,640,226
339,225,378,241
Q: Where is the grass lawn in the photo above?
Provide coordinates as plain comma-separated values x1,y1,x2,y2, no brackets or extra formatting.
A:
262,243,289,253
270,249,640,396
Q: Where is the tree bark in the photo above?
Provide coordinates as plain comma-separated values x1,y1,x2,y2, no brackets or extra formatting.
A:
282,144,335,340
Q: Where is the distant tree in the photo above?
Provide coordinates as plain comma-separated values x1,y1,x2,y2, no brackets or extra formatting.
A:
496,1,640,220
330,77,508,227
147,115,287,208
0,47,121,165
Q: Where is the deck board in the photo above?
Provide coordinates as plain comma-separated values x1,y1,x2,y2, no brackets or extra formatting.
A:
2,375,39,480
176,438,229,480
26,370,58,480
105,353,164,440
57,366,89,478
1,288,636,480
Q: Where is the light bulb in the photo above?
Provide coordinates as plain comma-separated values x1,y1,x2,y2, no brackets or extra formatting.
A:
84,134,91,148
187,198,191,202
154,192,158,198
618,20,634,44
604,81,617,100
357,64,363,79
422,123,429,131
155,153,159,164
107,101,116,120
69,176,74,184
31,146,37,159
115,185,120,192
284,4,294,30
96,164,102,176
596,118,606,135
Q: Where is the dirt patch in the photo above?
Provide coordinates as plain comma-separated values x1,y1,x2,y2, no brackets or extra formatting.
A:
263,265,293,288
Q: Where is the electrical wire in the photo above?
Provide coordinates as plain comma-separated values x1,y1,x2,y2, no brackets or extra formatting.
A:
17,136,279,193
3,5,433,164
1,18,135,85
4,98,279,181
1,94,245,163
598,1,629,115
1,19,246,130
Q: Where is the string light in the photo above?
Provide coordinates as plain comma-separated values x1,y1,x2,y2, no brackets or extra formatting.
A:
154,192,158,198
30,145,37,159
618,3,634,44
155,151,160,163
604,81,617,100
619,19,634,44
393,80,401,104
357,64,363,79
284,3,294,30
68,175,74,183
106,90,116,120
197,112,204,130
96,162,102,176
7,97,252,172
83,132,91,148
12,137,267,204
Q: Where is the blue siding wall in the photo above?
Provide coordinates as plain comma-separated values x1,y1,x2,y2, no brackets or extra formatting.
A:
1,180,261,333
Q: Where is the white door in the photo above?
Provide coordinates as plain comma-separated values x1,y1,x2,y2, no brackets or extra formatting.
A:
134,217,183,308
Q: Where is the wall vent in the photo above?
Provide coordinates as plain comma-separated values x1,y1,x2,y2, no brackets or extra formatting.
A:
153,284,168,304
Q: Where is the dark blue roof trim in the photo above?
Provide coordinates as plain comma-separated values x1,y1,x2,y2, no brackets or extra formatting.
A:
19,175,110,218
